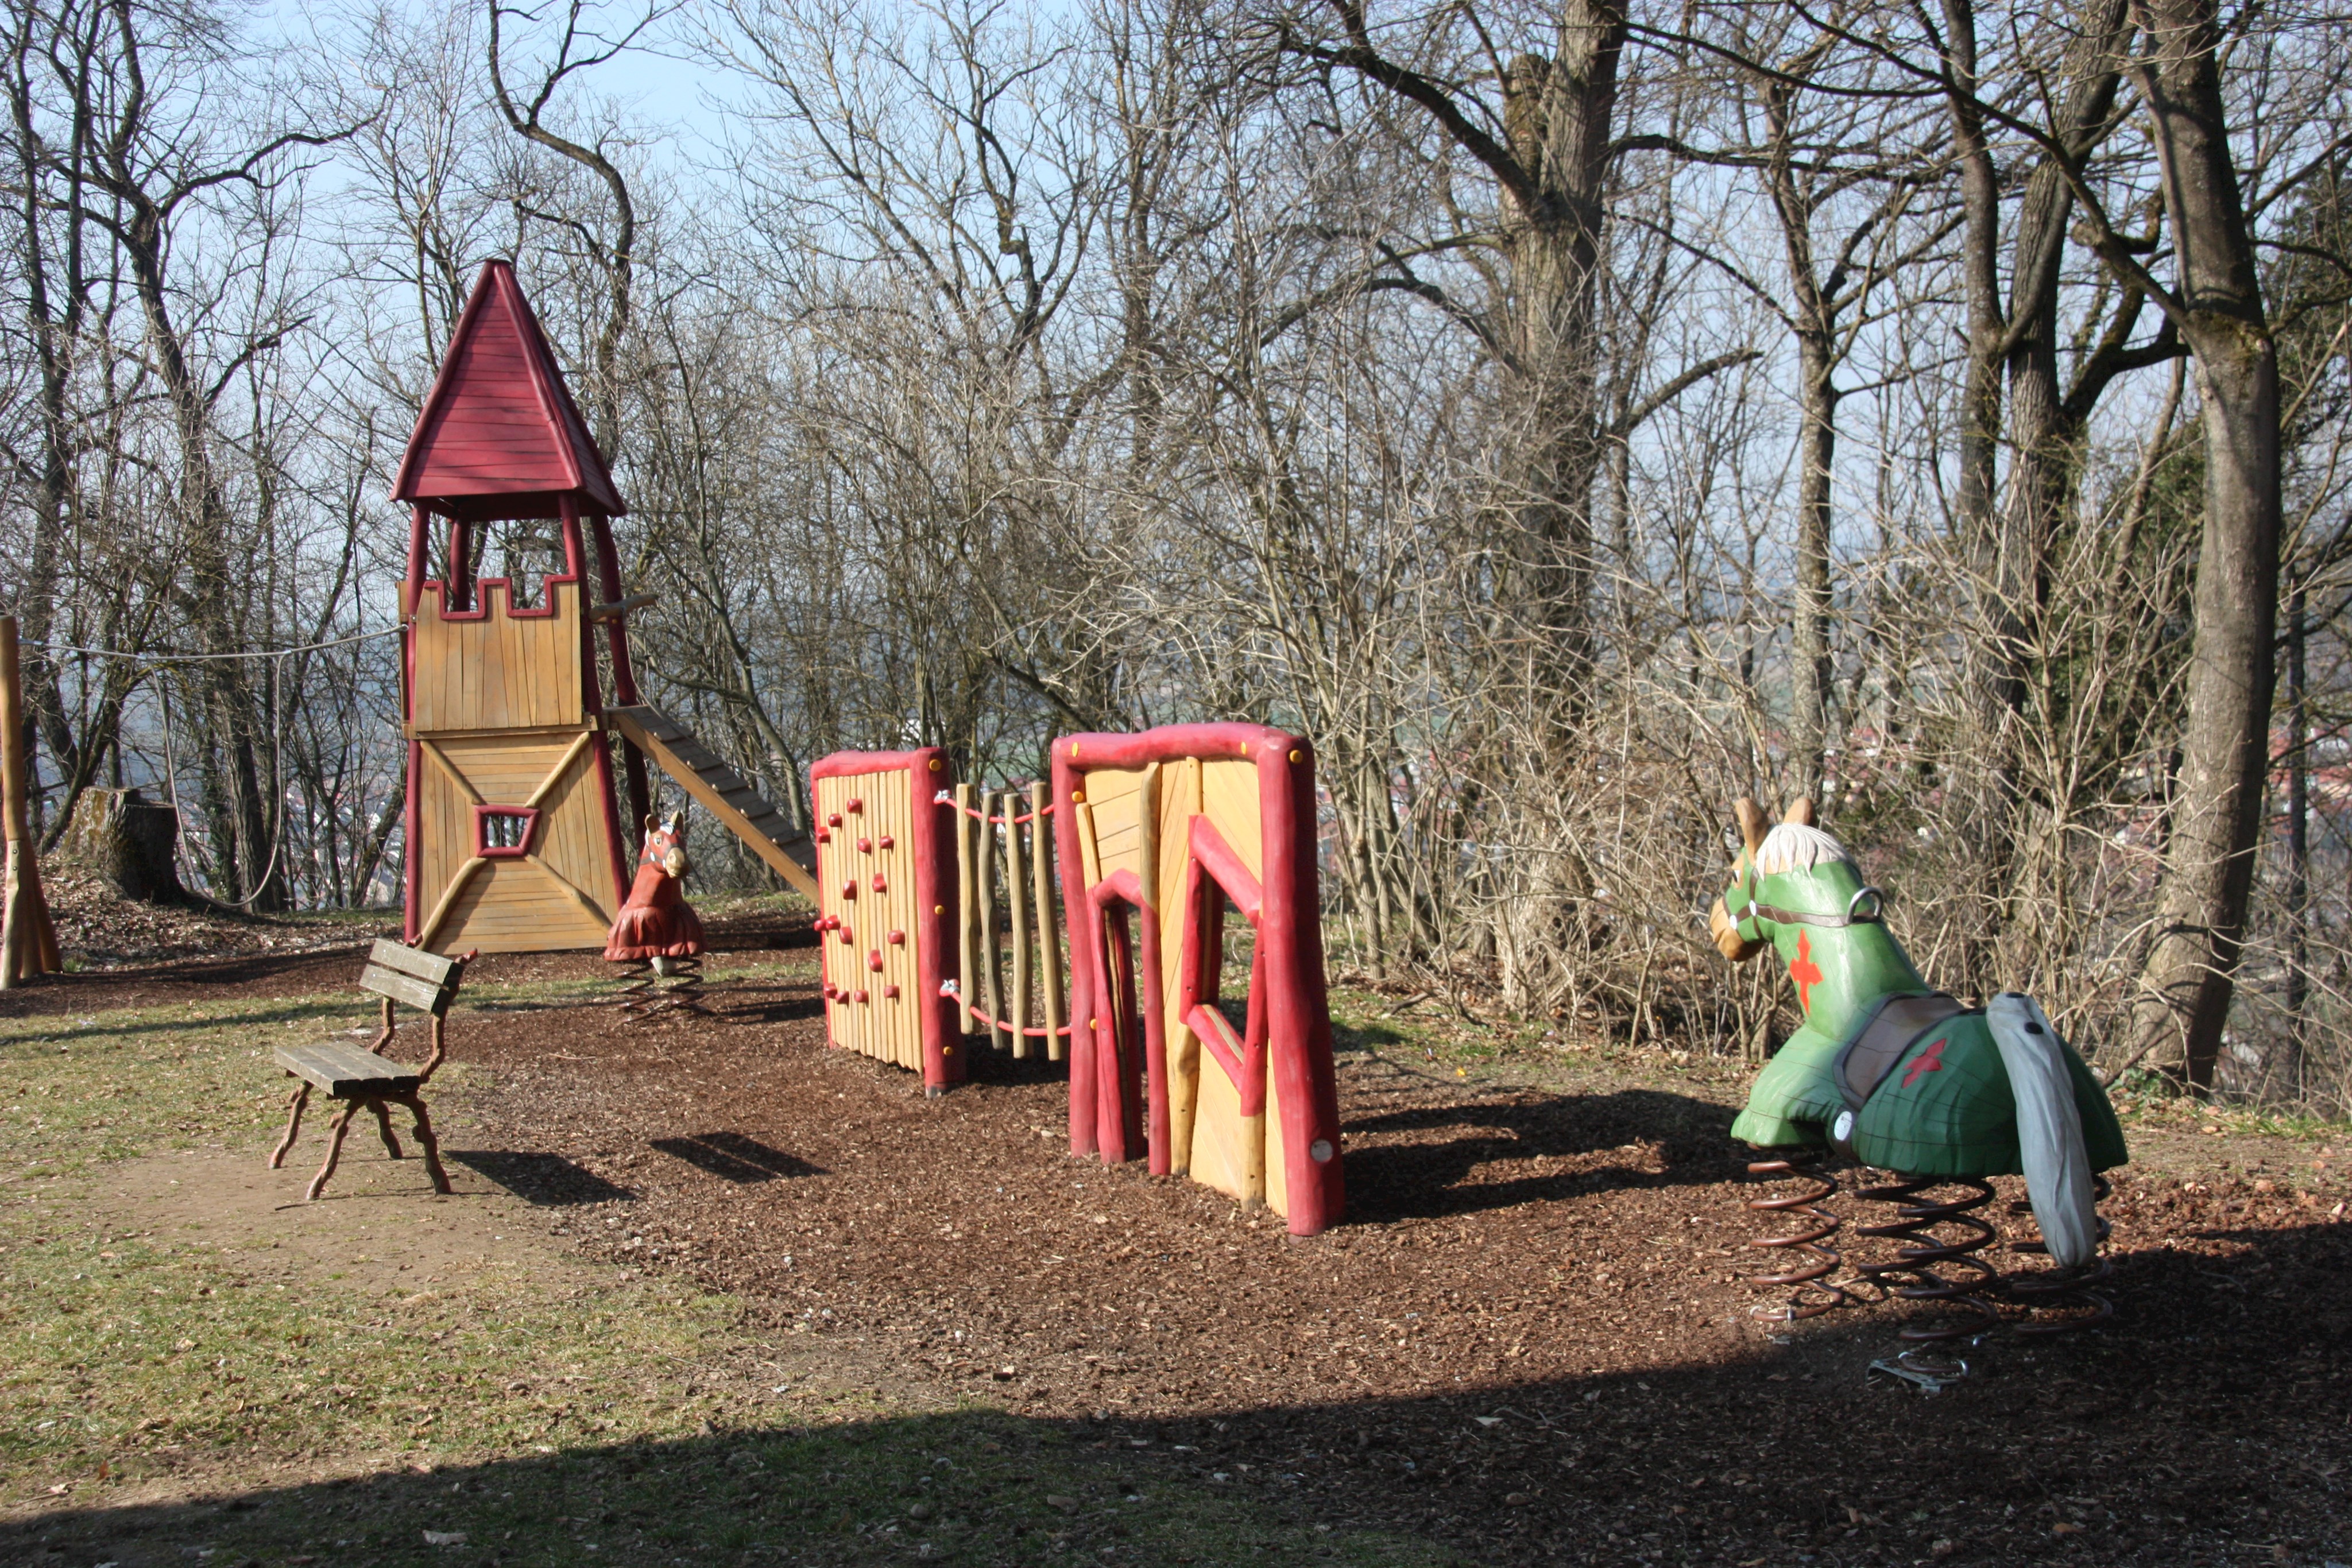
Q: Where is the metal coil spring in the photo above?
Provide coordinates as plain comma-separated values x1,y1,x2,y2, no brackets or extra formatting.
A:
1850,1175,2002,1341
1743,1156,1848,1321
613,954,710,1022
2003,1173,2116,1334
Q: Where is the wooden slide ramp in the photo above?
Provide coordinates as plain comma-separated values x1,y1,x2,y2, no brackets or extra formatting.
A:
605,706,821,902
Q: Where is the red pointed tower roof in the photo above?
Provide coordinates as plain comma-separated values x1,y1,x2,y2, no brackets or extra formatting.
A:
393,259,626,521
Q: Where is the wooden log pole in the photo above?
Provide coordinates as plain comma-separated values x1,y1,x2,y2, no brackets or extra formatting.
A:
954,782,979,1035
1031,780,1065,1063
1006,791,1033,1060
978,792,1007,1053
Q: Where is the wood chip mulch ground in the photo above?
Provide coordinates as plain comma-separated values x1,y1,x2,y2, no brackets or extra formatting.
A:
19,905,2351,1565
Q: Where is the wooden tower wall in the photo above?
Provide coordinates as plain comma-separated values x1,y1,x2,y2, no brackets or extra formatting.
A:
404,575,626,954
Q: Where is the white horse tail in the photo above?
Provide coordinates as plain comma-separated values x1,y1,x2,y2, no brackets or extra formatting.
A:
1986,993,2099,1268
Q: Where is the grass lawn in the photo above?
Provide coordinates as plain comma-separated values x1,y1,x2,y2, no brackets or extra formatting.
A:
0,971,1457,1567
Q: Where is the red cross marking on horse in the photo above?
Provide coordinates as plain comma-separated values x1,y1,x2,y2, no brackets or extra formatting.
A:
1901,1037,1948,1089
1788,930,1823,1014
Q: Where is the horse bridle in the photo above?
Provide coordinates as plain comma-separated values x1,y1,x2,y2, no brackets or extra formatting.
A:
1732,870,1886,932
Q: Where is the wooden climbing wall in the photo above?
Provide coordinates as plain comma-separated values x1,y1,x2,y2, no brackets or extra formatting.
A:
405,576,626,954
1052,724,1344,1236
811,749,962,1090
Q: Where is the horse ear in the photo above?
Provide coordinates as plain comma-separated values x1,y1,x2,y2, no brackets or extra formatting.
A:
1784,796,1817,827
643,813,657,836
1733,797,1768,857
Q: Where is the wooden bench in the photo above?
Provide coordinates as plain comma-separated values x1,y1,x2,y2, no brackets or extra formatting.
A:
269,940,475,1202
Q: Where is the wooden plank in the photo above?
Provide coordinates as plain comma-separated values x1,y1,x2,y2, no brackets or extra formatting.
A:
359,964,454,1016
1162,756,1204,1172
525,851,616,930
419,741,487,807
368,940,459,986
524,732,598,809
978,788,1004,1052
275,1043,421,1098
1201,760,1266,881
417,856,488,950
606,705,820,901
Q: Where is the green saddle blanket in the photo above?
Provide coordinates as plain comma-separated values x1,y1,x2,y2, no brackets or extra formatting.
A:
1731,999,2127,1178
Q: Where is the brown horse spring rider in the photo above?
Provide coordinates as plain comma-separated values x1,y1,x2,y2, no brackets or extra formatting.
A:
606,808,708,1018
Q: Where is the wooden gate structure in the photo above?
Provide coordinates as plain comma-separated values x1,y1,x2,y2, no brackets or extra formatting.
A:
397,260,818,954
1051,725,1345,1236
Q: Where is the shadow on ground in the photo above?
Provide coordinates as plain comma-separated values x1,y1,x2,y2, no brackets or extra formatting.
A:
8,1216,2347,1568
1341,1085,1742,1221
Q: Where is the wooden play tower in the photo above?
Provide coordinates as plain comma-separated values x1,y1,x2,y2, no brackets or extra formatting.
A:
396,260,819,954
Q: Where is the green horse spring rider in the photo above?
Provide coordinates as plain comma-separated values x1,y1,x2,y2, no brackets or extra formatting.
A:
1707,798,2127,1329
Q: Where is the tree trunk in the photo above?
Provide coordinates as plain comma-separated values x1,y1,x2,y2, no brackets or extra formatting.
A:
2283,582,2307,1101
1788,337,1837,798
2125,0,2280,1087
1501,4,1626,721
62,787,184,904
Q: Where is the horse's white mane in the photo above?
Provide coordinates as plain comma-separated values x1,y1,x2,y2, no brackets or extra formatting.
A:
1754,821,1854,876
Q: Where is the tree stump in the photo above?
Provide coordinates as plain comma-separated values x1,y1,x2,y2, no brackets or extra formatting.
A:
63,788,184,904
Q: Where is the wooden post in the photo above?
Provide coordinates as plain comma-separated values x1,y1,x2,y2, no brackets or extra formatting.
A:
0,617,56,986
954,782,978,1035
1031,780,1065,1062
1005,791,1033,1059
978,792,1007,1052
1135,762,1165,1167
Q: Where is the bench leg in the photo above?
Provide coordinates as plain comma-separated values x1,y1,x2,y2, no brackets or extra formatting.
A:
399,1094,452,1195
306,1099,361,1202
269,1080,311,1170
370,1098,407,1160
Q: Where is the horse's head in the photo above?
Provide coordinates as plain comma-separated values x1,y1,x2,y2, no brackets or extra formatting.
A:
641,809,691,881
1707,796,1873,960
1708,797,1777,962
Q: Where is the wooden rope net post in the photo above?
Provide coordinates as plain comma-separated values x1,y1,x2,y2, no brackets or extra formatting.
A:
954,782,981,1037
0,617,59,986
1031,780,1066,1061
1005,791,1034,1059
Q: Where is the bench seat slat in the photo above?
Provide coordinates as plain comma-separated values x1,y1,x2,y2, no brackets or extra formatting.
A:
276,1042,423,1098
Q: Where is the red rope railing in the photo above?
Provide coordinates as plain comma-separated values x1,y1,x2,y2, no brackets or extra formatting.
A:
934,789,1056,826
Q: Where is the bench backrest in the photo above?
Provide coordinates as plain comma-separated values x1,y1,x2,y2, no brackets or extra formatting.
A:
360,939,466,1017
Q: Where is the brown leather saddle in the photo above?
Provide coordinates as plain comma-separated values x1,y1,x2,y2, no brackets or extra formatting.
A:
1825,991,1973,1155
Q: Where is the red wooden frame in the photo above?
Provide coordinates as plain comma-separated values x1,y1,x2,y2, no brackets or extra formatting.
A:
811,748,962,1089
472,804,542,859
1051,723,1344,1236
